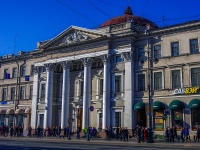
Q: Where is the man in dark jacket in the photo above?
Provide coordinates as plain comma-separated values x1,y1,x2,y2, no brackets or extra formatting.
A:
195,126,200,142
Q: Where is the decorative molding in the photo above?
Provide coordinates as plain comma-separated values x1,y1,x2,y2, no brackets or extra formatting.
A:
81,57,92,67
60,61,71,69
44,63,54,71
122,52,133,62
100,54,110,63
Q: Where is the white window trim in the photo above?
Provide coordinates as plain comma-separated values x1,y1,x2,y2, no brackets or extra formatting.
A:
170,68,182,89
39,82,46,102
189,66,200,87
153,70,164,90
136,72,146,91
113,73,124,99
113,108,124,128
37,111,44,127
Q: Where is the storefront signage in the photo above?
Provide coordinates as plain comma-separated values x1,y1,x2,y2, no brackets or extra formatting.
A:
172,86,199,95
1,101,7,105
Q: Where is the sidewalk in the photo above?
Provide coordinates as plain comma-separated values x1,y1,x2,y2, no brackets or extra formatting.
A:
0,136,199,148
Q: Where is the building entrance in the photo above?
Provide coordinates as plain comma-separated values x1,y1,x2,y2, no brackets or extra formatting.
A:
137,110,146,127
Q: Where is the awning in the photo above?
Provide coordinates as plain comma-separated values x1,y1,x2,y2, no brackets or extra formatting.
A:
169,100,185,110
189,99,200,109
15,109,25,114
134,102,145,111
6,109,15,115
0,109,6,115
25,108,31,113
153,101,166,110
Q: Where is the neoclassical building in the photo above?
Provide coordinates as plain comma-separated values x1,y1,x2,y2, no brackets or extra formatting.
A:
1,7,200,135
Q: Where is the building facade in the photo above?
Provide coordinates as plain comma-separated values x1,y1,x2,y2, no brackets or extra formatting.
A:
0,7,200,135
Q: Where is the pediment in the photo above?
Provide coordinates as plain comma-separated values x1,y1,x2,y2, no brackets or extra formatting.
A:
40,26,108,49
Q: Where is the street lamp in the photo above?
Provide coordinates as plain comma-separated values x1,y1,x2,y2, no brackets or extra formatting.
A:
145,29,154,143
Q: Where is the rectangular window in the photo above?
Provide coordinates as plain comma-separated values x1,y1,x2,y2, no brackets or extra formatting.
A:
21,66,26,77
138,74,145,91
4,69,9,79
2,88,7,101
154,72,162,90
99,113,102,128
11,87,15,101
172,70,181,89
100,79,103,95
191,68,200,87
30,85,33,100
171,42,179,56
12,68,17,78
20,86,25,100
31,65,34,75
115,75,121,93
39,114,44,127
154,45,161,59
190,39,199,54
115,112,121,127
40,84,46,100
80,81,84,97
138,48,145,61
116,55,122,62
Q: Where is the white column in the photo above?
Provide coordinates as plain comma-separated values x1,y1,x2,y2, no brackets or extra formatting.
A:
122,52,134,129
31,66,41,129
60,61,71,129
81,58,92,128
43,63,54,129
101,54,111,129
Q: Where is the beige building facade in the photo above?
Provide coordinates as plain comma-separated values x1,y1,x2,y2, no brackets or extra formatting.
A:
0,7,200,135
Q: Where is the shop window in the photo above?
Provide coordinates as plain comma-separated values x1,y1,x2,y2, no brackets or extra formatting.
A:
9,115,14,128
154,111,164,130
17,114,23,126
191,109,200,130
115,112,121,127
0,115,5,126
171,109,183,130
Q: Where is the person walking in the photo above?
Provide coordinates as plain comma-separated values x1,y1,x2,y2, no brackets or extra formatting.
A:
40,126,44,138
9,126,14,138
180,126,185,142
165,127,169,142
194,126,200,142
76,127,80,139
173,126,179,141
116,126,119,140
184,127,191,141
66,126,70,140
28,126,32,137
137,126,141,143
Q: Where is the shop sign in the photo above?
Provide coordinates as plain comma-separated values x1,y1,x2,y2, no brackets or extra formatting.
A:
172,86,199,95
0,101,7,105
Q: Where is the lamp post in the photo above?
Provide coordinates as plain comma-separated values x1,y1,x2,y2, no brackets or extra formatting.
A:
145,30,154,143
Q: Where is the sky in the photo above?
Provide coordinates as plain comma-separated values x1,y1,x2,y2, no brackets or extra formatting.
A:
1,0,200,56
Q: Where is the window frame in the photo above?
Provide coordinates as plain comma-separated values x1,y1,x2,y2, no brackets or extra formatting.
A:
171,42,179,57
154,72,163,90
154,45,162,59
190,38,199,54
171,70,181,89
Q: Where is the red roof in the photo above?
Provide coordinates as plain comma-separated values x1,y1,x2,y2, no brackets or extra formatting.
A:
99,6,158,28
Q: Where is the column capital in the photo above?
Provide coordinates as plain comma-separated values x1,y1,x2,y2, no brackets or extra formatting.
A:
44,63,54,71
100,54,110,64
60,61,71,69
81,57,92,67
122,52,133,62
33,66,41,74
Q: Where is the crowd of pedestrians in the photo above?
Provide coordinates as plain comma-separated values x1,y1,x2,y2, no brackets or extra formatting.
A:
164,126,200,142
0,125,24,138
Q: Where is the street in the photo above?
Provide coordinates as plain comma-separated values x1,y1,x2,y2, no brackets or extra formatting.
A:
0,138,199,150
